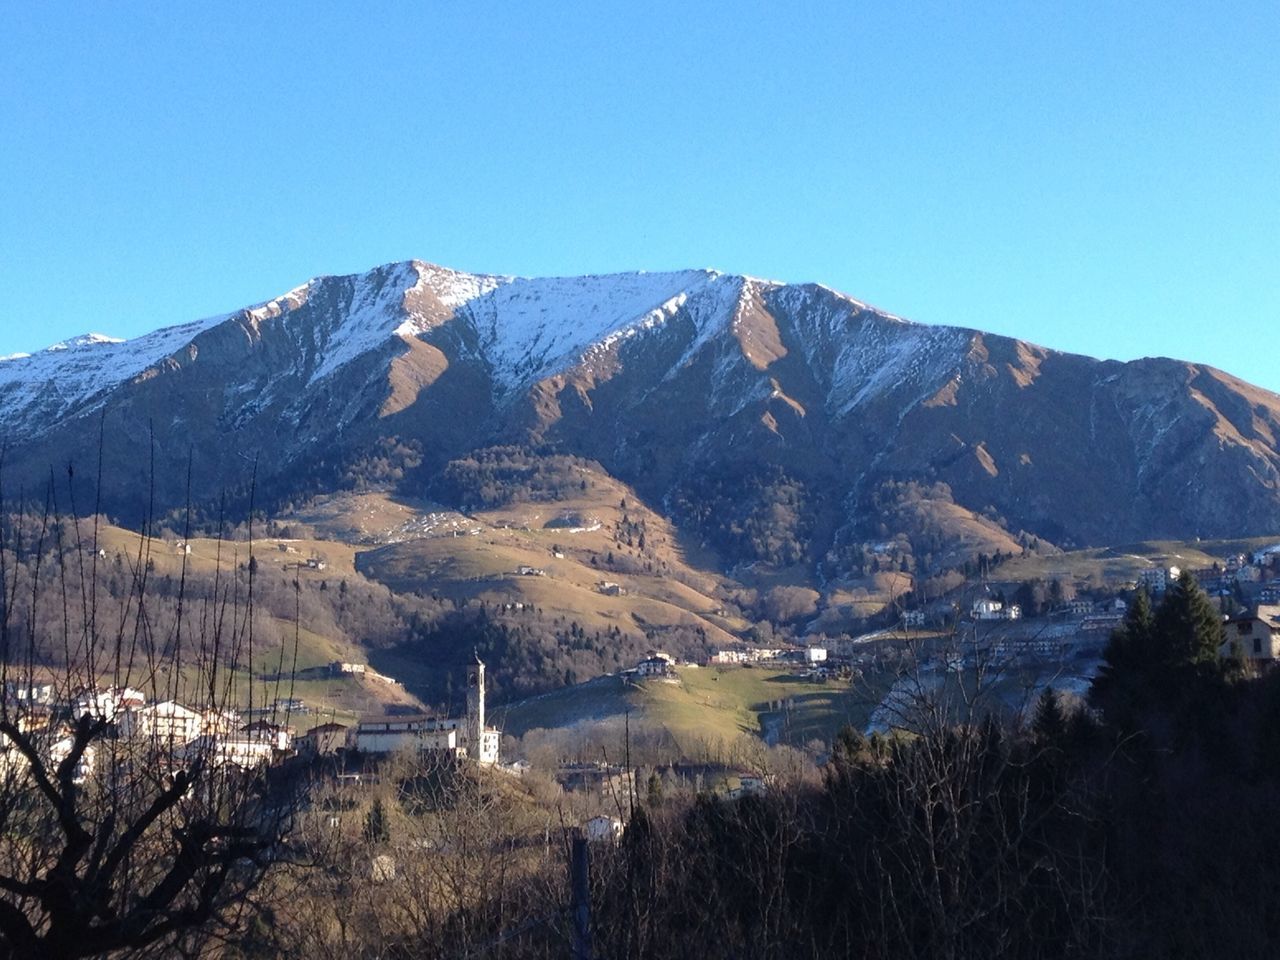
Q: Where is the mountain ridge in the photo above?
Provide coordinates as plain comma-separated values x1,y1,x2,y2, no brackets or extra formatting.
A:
2,259,1278,564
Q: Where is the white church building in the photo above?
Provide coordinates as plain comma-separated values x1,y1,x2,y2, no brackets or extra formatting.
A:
353,657,500,765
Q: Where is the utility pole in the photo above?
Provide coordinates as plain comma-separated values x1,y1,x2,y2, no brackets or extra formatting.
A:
570,829,593,960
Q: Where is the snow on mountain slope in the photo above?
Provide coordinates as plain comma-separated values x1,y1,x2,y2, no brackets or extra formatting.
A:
768,283,972,417
0,314,233,436
0,259,1013,442
457,268,726,391
0,263,746,438
303,261,510,386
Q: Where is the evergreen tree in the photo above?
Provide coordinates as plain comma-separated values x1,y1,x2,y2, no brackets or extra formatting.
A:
1091,588,1155,718
646,771,665,809
1033,686,1067,746
1154,571,1225,669
829,723,871,778
364,797,390,845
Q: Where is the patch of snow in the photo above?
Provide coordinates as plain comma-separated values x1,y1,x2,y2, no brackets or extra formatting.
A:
460,268,724,391
0,257,976,443
0,313,234,437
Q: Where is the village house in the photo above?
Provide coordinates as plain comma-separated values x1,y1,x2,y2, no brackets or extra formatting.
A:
1235,564,1261,583
297,721,349,757
1221,605,1280,668
738,773,772,797
75,685,146,720
3,678,56,707
329,661,366,676
0,721,95,784
354,715,461,755
902,610,926,628
585,815,624,843
47,728,96,784
991,635,1071,661
1081,611,1125,633
200,708,241,737
182,733,275,770
634,651,678,680
973,599,1021,621
804,646,828,663
240,719,292,752
709,649,747,665
557,763,636,805
119,700,204,744
1139,566,1181,594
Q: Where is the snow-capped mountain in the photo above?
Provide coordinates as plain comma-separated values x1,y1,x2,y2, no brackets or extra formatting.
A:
2,259,1278,555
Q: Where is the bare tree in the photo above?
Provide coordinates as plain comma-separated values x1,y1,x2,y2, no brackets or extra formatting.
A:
0,458,300,959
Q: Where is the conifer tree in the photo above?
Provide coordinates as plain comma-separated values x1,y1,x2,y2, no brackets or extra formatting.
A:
1154,571,1225,669
1091,588,1155,717
1033,686,1067,745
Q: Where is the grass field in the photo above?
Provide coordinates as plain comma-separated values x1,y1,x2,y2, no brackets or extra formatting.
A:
994,536,1280,583
498,663,893,753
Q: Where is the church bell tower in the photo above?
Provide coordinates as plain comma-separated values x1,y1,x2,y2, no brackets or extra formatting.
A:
466,656,485,756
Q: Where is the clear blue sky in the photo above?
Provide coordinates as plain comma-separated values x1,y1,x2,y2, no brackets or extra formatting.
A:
2,2,1277,390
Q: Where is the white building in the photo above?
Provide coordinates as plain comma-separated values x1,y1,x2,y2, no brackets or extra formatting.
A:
585,815,624,843
47,732,96,784
973,598,1005,621
183,734,275,770
804,647,828,663
1221,605,1280,666
1139,566,1181,594
119,701,204,744
635,651,677,679
4,679,55,706
297,722,349,757
75,686,145,721
353,715,461,755
355,658,499,765
240,720,292,752
973,598,1021,621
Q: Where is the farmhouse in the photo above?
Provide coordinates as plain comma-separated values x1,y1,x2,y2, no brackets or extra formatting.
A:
330,661,367,676
297,721,349,757
240,719,292,751
74,685,145,720
973,599,1021,622
635,651,677,679
1222,605,1280,668
181,734,275,770
585,815,624,843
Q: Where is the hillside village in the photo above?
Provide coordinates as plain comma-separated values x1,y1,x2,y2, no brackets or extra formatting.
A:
0,658,503,787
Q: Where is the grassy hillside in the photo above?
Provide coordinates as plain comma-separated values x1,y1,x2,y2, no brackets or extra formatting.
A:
994,535,1280,584
498,664,891,752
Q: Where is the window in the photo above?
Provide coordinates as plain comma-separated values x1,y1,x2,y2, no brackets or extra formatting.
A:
1254,638,1263,655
